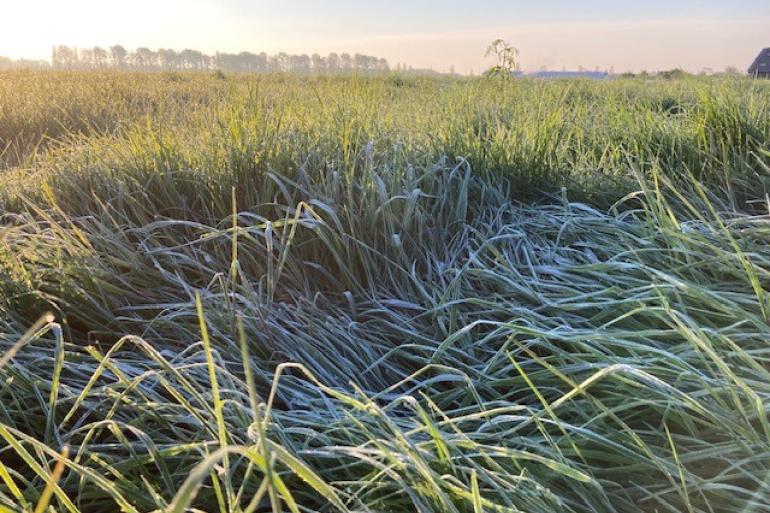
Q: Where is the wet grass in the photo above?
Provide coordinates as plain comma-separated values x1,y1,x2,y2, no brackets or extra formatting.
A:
1,71,770,512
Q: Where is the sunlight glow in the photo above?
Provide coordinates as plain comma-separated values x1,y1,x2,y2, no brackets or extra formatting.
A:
1,0,768,73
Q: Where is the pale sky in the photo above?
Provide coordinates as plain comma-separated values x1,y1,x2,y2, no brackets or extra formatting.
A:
1,0,769,73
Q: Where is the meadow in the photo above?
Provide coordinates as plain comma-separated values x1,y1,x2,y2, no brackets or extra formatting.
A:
1,70,770,512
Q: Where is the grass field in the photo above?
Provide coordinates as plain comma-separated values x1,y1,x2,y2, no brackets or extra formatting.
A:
1,71,770,512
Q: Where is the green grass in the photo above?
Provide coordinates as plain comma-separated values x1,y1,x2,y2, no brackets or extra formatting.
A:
1,71,770,512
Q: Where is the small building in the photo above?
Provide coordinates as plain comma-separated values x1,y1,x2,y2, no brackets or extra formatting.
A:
748,48,770,77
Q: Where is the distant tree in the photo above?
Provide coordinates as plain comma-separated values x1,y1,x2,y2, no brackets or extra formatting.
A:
63,46,79,68
180,49,205,70
110,45,127,69
93,47,108,68
255,52,268,72
52,46,73,69
658,68,687,80
237,52,257,72
158,48,179,69
291,54,311,73
189,49,204,69
311,53,325,73
78,48,95,69
327,52,340,73
132,47,156,70
270,52,289,72
340,53,352,72
216,51,243,72
353,53,367,72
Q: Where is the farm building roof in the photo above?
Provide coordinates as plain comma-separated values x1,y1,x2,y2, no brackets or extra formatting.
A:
748,48,770,75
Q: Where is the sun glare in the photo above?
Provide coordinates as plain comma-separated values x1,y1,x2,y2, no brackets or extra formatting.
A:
0,0,204,60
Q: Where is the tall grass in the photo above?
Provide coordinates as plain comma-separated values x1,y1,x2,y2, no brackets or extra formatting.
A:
1,71,770,512
3,73,769,206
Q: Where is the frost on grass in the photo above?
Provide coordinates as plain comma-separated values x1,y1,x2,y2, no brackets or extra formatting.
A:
1,73,770,512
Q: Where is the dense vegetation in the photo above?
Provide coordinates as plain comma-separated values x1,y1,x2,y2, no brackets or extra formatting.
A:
1,71,770,513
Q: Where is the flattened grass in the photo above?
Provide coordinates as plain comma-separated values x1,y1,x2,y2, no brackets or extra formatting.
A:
1,72,770,512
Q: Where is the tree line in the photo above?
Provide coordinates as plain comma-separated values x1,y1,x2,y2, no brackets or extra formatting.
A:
42,45,390,74
0,56,49,70
0,46,391,74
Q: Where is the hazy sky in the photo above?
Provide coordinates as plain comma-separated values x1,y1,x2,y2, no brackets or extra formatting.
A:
1,0,769,73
